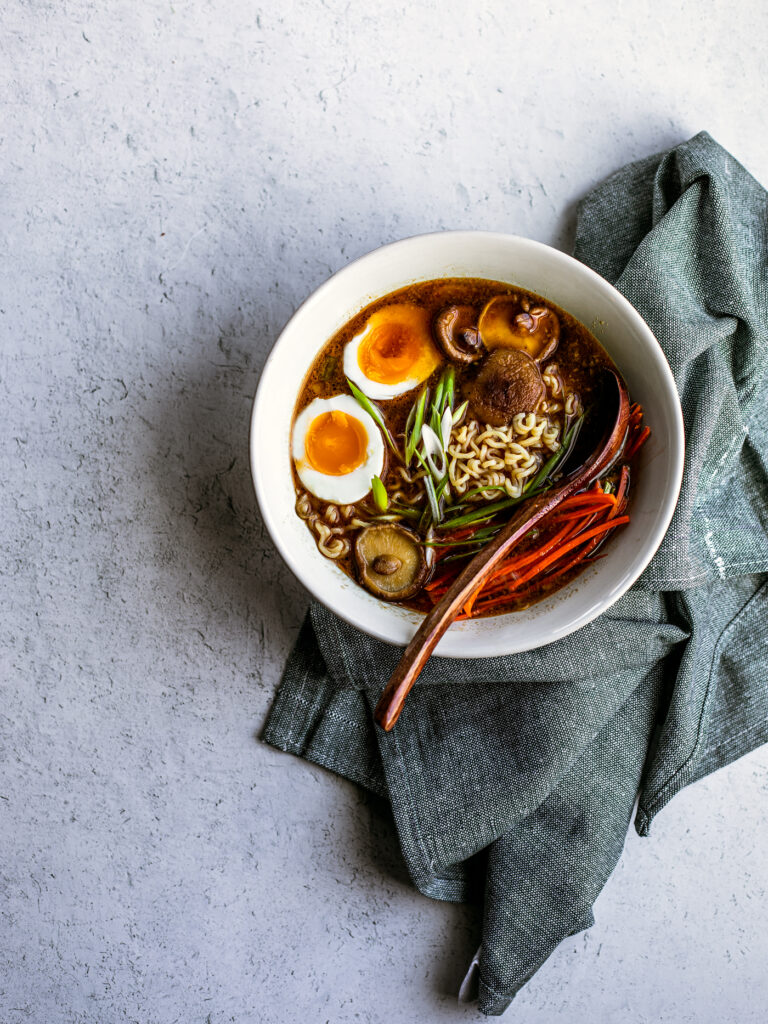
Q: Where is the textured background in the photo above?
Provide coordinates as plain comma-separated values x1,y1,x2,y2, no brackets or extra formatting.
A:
2,2,767,1022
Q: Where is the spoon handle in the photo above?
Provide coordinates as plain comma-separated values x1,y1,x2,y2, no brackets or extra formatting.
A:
374,371,629,732
373,485,571,731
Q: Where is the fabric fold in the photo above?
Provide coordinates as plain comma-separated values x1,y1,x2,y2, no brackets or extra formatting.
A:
262,132,768,1015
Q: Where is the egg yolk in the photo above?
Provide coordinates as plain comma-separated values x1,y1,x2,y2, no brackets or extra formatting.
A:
305,410,369,476
358,306,441,385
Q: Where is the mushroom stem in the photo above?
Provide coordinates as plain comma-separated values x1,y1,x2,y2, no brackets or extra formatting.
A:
433,305,484,363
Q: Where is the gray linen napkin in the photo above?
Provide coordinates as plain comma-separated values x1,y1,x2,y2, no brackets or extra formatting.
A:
262,131,768,1015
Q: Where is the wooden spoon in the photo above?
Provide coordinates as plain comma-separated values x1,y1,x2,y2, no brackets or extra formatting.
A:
374,370,630,731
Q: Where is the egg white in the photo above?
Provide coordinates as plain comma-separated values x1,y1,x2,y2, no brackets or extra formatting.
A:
292,394,385,504
343,325,424,400
343,304,443,399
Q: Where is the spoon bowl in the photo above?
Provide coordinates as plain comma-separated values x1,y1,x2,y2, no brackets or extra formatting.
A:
250,231,684,658
374,370,630,731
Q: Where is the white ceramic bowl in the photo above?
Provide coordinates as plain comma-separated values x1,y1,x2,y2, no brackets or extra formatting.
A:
250,231,684,657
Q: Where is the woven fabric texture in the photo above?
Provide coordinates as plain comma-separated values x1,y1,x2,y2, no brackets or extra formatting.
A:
263,132,768,1016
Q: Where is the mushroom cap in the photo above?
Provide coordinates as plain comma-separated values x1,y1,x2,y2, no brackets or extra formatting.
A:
433,305,484,364
354,524,428,601
468,349,545,427
478,296,560,362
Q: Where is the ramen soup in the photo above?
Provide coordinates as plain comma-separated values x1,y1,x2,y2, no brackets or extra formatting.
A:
290,278,649,619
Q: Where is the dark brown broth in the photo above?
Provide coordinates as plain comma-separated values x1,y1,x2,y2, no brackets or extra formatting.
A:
292,277,619,616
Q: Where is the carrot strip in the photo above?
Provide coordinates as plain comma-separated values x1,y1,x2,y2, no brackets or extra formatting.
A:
612,465,630,513
534,537,608,585
479,528,593,598
474,467,632,608
492,522,574,577
539,554,607,586
500,531,600,593
425,570,456,591
426,470,632,612
553,501,616,517
624,426,650,461
478,515,591,597
556,493,615,509
471,555,602,613
552,505,616,523
540,468,631,583
506,516,630,590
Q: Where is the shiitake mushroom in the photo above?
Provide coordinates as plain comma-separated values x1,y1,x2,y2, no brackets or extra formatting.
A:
478,296,560,362
355,524,428,600
468,349,545,427
433,305,484,364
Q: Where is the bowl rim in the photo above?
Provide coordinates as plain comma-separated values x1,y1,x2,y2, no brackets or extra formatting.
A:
250,229,685,656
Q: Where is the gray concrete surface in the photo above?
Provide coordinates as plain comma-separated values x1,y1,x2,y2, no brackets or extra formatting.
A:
2,2,767,1022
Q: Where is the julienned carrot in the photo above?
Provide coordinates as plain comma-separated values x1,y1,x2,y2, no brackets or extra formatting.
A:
518,521,609,589
432,516,582,605
533,470,631,586
556,495,615,510
624,425,650,461
611,465,630,513
429,502,602,603
556,493,616,509
478,520,589,598
490,521,574,579
441,511,628,615
471,554,607,614
534,470,629,588
623,401,649,461
505,516,630,591
430,464,634,615
425,567,461,592
533,553,606,587
551,505,615,523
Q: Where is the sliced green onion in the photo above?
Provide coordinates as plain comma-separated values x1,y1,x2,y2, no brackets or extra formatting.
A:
426,524,502,546
371,475,388,512
425,532,498,549
435,474,451,503
441,547,493,563
414,448,430,473
404,402,416,447
346,378,399,456
441,366,455,414
390,504,422,520
525,412,584,494
440,406,453,450
439,510,498,530
421,423,446,479
418,503,432,532
438,491,538,530
431,374,446,424
424,475,441,525
452,399,469,426
405,385,430,466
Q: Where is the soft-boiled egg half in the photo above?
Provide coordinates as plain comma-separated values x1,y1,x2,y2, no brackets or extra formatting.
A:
343,303,442,400
292,395,385,504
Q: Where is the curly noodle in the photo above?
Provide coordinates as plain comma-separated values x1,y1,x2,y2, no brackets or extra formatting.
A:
445,363,579,501
447,414,560,499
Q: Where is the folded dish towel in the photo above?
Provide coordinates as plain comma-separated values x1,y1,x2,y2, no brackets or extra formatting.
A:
262,131,768,1016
